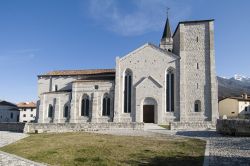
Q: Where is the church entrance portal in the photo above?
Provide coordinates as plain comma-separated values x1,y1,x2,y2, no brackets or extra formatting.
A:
143,105,154,123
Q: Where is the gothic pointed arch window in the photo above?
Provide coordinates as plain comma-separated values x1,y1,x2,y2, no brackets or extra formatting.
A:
64,105,69,118
102,93,111,116
194,100,201,112
81,94,89,116
48,104,53,118
124,69,132,113
166,68,175,112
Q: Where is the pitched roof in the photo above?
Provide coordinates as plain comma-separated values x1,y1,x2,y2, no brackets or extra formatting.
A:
38,69,115,77
220,95,250,102
73,80,114,83
17,102,36,108
0,101,17,107
162,17,172,39
228,97,250,102
9,108,20,111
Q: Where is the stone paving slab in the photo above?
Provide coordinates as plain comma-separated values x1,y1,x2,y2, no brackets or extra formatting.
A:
0,131,46,166
0,131,28,147
0,151,46,166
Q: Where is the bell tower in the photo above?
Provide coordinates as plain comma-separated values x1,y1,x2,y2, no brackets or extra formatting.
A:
160,9,173,51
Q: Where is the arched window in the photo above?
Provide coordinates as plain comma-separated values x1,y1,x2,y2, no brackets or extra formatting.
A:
102,94,111,116
81,95,89,116
124,70,132,113
10,112,13,119
166,69,175,112
48,104,53,118
194,100,201,112
54,85,58,91
64,105,69,118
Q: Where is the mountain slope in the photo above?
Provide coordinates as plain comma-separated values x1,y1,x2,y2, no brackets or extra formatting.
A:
217,76,250,100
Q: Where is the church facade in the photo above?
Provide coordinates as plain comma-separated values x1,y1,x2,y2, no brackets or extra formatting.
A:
37,18,218,125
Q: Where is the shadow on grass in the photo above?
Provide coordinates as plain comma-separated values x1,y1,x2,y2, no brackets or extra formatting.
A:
74,156,106,165
124,155,204,166
176,130,222,138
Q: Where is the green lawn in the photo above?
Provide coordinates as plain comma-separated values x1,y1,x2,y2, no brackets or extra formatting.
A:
0,132,205,166
159,125,171,130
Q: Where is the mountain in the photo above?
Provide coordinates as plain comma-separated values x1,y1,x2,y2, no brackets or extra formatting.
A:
233,74,250,83
217,75,250,100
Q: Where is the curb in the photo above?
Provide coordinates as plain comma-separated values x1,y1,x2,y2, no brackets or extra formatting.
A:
203,140,210,166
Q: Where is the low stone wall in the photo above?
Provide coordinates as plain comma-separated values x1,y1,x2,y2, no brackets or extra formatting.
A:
216,119,250,136
170,121,216,130
24,122,144,133
0,123,26,132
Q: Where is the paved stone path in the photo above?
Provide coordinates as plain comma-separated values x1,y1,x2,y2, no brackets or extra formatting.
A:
0,131,46,166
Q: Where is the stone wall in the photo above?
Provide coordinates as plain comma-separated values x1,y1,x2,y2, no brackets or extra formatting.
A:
0,123,26,132
71,80,115,123
179,21,214,122
170,121,216,130
38,76,77,96
216,119,250,136
38,91,71,123
24,122,144,133
114,43,180,124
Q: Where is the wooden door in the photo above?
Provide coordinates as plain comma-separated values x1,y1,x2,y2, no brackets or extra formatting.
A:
143,105,154,123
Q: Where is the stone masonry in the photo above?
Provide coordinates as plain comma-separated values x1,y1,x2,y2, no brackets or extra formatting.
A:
36,18,218,129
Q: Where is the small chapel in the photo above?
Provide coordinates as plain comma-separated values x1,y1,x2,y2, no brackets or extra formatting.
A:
37,17,218,127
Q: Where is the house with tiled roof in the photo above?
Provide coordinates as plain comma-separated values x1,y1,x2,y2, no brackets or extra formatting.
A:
219,93,250,118
17,102,37,123
36,17,218,129
0,100,20,122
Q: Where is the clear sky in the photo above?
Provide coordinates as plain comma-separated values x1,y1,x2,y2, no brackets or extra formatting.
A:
0,0,249,103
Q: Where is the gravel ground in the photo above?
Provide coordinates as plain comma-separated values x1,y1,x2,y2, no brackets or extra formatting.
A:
175,130,250,166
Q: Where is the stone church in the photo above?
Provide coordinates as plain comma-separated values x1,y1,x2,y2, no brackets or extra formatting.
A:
37,17,218,127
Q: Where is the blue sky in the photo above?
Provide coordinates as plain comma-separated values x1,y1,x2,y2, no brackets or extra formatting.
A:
0,0,249,103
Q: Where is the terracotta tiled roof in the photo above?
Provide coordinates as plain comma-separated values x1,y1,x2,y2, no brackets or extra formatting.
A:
39,69,115,77
73,80,114,83
17,102,36,108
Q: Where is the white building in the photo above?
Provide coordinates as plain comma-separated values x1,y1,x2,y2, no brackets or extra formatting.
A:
219,93,250,118
17,102,37,122
0,100,20,122
37,17,218,127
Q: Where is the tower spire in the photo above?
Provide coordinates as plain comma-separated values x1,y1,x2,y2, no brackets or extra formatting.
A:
162,7,172,39
160,7,173,51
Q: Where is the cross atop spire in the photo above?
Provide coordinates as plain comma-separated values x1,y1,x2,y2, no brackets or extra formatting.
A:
166,7,170,19
162,7,172,39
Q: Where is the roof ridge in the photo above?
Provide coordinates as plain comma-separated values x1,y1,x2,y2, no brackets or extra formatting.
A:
39,68,116,77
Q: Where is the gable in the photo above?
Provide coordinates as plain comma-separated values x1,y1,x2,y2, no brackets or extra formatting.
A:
134,76,162,89
120,43,179,62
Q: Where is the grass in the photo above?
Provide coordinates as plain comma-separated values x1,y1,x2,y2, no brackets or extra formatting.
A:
0,132,205,166
159,125,171,130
